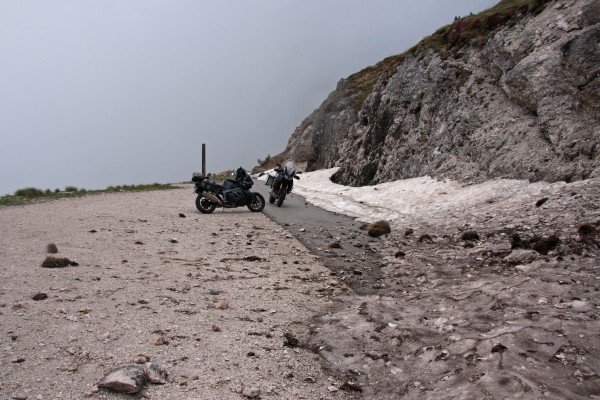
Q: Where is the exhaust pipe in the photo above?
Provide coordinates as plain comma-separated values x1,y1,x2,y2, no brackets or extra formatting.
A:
202,191,222,205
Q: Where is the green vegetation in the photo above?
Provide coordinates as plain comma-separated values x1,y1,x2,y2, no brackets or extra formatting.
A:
334,0,551,112
14,187,46,198
415,0,549,52
257,154,271,165
1,183,175,207
207,171,234,184
339,54,407,112
104,183,174,192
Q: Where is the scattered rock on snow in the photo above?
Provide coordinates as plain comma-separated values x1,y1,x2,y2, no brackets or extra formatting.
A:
340,381,363,392
577,223,597,239
361,220,391,237
531,235,560,255
504,249,539,265
461,230,480,241
510,233,560,254
515,264,533,274
491,343,508,353
418,234,433,244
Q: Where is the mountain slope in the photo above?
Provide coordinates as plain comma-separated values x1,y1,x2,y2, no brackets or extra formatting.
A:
274,0,600,186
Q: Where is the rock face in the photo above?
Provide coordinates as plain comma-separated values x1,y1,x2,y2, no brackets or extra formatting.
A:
277,0,600,186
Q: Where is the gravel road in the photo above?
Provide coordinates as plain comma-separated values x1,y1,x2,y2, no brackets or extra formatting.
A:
253,179,387,295
0,186,359,400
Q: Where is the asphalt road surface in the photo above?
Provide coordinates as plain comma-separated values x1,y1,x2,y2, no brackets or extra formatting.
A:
252,177,386,295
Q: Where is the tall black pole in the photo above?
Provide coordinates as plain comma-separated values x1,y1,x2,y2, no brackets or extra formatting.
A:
202,143,206,176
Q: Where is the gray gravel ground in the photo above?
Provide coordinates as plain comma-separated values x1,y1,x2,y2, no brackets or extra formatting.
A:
0,186,359,400
3,176,599,400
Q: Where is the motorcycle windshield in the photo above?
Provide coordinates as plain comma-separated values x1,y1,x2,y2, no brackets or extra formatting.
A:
284,161,295,177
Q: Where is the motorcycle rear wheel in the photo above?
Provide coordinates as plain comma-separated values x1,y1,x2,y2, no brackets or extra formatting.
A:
247,193,265,212
268,193,275,203
196,195,217,214
276,190,286,207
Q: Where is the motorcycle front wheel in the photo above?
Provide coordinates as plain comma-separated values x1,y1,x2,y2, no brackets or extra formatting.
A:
247,193,265,212
276,190,286,207
195,195,217,214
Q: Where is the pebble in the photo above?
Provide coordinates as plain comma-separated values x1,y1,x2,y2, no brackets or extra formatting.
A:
214,299,229,309
241,386,261,398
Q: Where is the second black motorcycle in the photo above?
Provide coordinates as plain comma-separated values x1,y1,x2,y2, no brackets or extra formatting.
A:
268,161,300,207
193,167,265,214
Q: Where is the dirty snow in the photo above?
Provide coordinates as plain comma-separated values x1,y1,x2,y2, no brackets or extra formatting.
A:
260,167,564,224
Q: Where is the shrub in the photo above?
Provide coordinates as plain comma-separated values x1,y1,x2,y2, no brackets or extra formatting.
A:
64,186,78,192
14,187,45,198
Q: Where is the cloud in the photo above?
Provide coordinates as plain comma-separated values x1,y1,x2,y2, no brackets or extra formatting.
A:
0,0,497,194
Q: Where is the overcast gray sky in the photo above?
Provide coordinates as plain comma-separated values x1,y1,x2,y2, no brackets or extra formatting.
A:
0,0,497,195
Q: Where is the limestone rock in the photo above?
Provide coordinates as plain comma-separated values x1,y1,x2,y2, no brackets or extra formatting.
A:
143,362,168,384
97,365,147,394
503,249,539,265
97,363,168,393
271,0,598,186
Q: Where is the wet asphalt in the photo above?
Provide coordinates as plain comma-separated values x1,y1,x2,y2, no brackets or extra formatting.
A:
251,177,386,295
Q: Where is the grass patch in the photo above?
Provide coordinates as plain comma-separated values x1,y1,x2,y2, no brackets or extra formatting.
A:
104,183,174,192
415,0,549,53
0,183,175,207
332,0,550,112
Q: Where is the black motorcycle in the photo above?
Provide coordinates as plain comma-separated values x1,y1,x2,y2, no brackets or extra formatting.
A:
268,162,300,207
193,167,265,214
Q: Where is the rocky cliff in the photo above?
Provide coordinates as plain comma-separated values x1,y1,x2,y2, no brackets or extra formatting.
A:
274,0,600,186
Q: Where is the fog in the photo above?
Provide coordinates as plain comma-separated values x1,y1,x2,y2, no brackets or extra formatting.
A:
0,0,497,195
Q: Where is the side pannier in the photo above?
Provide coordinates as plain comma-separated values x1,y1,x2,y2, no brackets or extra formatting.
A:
192,172,204,182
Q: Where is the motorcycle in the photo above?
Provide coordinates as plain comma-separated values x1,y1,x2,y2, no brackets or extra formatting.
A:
268,161,300,207
192,167,265,214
